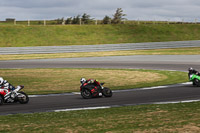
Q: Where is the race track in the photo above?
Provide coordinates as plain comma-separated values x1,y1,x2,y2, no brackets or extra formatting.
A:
0,40,200,55
0,84,199,115
0,45,200,115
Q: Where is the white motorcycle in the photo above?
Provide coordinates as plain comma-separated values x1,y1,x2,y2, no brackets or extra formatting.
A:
0,85,29,105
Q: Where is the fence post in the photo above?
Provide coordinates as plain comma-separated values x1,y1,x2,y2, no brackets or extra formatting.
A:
28,20,30,26
95,20,98,25
80,18,82,25
14,19,16,25
195,19,197,24
44,20,46,26
62,20,65,25
137,19,140,25
167,19,170,24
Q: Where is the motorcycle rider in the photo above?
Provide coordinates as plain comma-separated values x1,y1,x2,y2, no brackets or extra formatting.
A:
80,78,100,86
80,78,87,85
188,67,200,78
0,77,15,98
80,77,102,96
0,77,6,89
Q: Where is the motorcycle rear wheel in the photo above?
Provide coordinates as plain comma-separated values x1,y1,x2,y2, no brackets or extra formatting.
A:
81,89,92,99
102,87,112,97
17,91,29,104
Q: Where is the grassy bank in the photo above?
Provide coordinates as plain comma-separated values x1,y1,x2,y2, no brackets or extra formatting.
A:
1,24,200,47
1,47,200,60
1,102,200,132
0,68,187,95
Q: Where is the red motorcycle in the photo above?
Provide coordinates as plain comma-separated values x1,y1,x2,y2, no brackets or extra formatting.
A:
0,85,29,105
80,82,112,99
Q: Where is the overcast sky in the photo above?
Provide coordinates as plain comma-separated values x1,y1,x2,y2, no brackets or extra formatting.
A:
0,0,199,22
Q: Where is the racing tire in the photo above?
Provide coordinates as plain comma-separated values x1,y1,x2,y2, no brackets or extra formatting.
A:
0,95,4,105
81,89,92,99
102,87,112,97
17,91,29,104
194,79,200,87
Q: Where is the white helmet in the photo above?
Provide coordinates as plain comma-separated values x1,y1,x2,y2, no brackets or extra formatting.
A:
80,78,86,84
188,67,193,71
0,77,4,85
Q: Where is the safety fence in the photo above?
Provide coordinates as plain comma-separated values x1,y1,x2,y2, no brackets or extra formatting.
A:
0,19,200,26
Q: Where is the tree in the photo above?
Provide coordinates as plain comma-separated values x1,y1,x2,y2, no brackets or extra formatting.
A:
72,15,81,24
65,17,72,24
102,15,111,24
81,13,91,24
112,8,126,24
56,17,65,24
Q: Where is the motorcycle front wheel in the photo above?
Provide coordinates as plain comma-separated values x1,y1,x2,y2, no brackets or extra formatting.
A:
17,91,29,104
102,87,112,97
81,89,92,99
194,79,200,87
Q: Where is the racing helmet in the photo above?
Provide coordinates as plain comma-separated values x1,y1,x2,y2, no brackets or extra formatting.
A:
80,78,86,84
188,67,193,71
0,77,4,85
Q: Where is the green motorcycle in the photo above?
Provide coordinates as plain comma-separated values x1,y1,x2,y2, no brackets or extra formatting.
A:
189,74,200,87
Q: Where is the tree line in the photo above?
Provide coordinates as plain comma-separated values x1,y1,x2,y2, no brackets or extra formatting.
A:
56,8,126,25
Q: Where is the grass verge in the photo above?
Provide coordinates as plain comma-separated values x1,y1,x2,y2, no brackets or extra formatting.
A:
0,68,188,95
0,102,200,132
1,47,200,60
1,24,200,47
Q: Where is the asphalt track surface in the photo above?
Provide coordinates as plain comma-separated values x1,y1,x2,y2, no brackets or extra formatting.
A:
0,40,200,55
0,55,200,71
0,44,200,115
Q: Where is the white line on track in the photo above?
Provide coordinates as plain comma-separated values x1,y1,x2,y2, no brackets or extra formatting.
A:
29,93,74,98
53,99,200,113
54,106,111,112
153,99,200,104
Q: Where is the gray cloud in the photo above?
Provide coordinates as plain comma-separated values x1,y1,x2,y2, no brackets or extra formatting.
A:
0,0,199,22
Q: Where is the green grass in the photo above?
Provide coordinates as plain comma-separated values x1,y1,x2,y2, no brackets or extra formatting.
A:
1,24,200,47
1,102,200,132
1,47,200,60
0,68,188,95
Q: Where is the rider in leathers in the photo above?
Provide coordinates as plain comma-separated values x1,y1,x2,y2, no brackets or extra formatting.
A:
80,78,100,86
80,78,102,95
188,67,200,78
0,77,15,97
